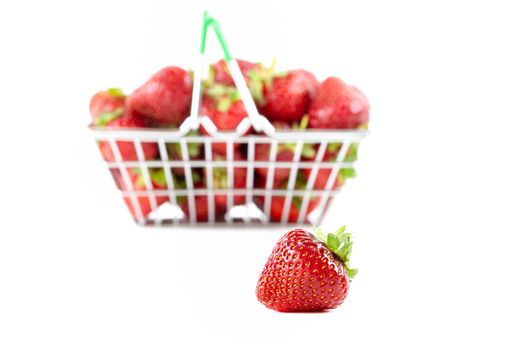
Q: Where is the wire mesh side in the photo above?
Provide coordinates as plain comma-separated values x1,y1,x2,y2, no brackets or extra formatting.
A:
93,129,364,226
106,137,145,225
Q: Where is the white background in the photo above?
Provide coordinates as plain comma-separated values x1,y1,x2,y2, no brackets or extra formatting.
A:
1,0,524,349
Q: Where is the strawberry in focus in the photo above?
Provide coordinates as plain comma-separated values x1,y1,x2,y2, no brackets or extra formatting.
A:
256,226,357,312
127,66,192,127
308,77,369,129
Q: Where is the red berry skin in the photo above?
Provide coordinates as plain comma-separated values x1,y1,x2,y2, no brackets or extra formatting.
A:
254,143,294,182
256,229,349,312
199,96,247,155
201,96,247,130
97,110,159,162
114,169,169,220
301,168,343,191
180,195,227,222
259,70,319,123
127,66,192,126
308,77,369,129
90,91,125,121
253,176,320,223
210,150,248,207
212,59,258,86
259,196,320,223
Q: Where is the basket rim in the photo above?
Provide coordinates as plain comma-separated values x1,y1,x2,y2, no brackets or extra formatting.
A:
89,124,369,142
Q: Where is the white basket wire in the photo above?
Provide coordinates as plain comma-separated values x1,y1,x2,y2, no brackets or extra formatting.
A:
90,12,368,226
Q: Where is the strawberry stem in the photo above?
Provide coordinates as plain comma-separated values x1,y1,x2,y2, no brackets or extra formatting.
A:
312,225,358,280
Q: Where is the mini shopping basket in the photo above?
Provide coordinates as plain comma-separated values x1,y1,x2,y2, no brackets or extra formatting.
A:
90,12,368,226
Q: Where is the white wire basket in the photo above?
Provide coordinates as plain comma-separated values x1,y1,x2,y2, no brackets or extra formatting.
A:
90,12,368,226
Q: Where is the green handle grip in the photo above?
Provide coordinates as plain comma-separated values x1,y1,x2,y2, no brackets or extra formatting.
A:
200,11,232,62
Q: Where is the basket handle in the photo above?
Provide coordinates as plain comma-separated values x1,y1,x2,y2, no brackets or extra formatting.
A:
182,11,275,135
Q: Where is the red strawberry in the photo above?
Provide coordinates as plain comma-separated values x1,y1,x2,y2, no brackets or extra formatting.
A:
199,87,248,155
254,142,295,182
211,59,260,86
207,150,247,207
179,195,227,222
96,109,159,162
254,173,320,223
301,143,359,189
259,195,320,223
114,168,169,220
166,135,203,176
89,88,126,121
308,77,369,129
201,94,247,130
256,226,357,312
256,70,318,123
127,66,192,126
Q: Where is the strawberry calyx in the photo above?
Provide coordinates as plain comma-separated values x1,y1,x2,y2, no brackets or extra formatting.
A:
212,165,229,189
247,58,279,106
280,172,309,208
312,225,358,279
132,168,168,188
167,132,202,158
94,107,124,127
203,82,242,113
105,87,125,98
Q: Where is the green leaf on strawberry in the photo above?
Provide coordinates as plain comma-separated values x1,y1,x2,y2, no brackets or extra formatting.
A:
133,168,167,187
94,107,124,127
217,97,233,112
312,225,358,280
106,87,125,98
301,144,316,158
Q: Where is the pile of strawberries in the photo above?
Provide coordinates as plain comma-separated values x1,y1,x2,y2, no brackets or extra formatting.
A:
90,59,369,222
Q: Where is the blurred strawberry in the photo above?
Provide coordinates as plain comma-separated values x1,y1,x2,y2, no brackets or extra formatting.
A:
94,105,159,162
308,77,369,129
89,88,126,122
127,66,192,126
211,59,261,86
254,173,319,223
179,195,228,222
208,150,247,207
199,84,248,155
254,142,294,182
114,168,169,220
301,143,359,189
253,69,318,123
254,119,313,182
166,133,203,176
